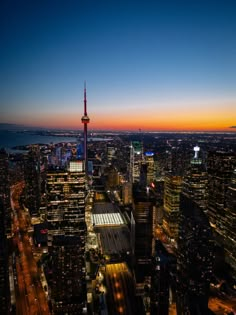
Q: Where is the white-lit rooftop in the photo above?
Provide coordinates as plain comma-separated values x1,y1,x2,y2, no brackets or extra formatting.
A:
92,213,124,227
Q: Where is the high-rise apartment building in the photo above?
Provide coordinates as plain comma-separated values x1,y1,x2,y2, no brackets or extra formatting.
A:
130,141,143,183
162,174,182,242
177,194,213,315
46,160,87,314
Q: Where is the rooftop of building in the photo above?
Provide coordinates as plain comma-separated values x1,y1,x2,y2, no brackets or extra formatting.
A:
92,202,131,258
95,226,131,257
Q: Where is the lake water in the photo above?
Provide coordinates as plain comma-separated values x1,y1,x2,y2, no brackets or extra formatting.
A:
0,130,112,152
0,130,77,151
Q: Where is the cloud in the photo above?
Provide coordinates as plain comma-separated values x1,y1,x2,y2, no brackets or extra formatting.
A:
229,126,236,128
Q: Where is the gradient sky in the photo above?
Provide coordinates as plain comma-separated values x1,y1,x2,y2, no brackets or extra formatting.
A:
1,0,236,131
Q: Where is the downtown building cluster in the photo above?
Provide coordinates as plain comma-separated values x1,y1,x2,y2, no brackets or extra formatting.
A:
1,90,236,315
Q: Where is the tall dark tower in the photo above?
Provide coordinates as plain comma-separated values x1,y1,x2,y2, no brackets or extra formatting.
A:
81,82,90,174
175,146,213,314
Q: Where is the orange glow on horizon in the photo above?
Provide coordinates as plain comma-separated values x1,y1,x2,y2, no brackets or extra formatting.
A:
6,118,236,132
17,119,236,132
3,104,236,132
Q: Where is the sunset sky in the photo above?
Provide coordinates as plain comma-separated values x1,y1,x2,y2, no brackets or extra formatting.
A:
1,0,236,131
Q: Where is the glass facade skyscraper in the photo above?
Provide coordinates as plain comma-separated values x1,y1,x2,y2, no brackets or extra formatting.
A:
162,174,182,242
130,141,143,183
182,146,208,212
46,160,87,314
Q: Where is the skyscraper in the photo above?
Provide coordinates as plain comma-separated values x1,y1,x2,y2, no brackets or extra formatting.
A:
182,146,208,212
207,151,236,241
46,160,87,314
133,190,154,283
145,151,155,185
130,141,143,183
175,146,213,314
162,174,182,243
176,195,213,315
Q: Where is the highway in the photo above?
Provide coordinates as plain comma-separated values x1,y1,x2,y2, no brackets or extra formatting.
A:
105,263,135,315
11,182,50,315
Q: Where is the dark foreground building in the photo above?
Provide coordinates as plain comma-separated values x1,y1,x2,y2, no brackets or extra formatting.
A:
176,194,214,315
150,240,170,315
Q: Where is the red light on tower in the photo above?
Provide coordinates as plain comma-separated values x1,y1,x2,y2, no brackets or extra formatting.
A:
151,182,155,188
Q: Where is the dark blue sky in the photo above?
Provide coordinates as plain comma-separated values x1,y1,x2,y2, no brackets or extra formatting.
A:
1,0,236,130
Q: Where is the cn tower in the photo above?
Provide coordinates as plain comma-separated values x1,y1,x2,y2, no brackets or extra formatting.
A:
81,82,90,174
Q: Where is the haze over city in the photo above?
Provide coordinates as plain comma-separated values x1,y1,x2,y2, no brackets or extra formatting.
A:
1,0,236,131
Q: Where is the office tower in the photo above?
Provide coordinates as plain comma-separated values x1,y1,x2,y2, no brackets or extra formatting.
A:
47,160,87,314
0,149,11,314
176,194,213,315
122,182,133,205
207,151,236,240
150,240,170,315
130,141,143,183
145,151,155,185
81,82,90,175
24,145,41,216
162,174,182,242
182,146,208,212
133,191,154,283
224,169,236,276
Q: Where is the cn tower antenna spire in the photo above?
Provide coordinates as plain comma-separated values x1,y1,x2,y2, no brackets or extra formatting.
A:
81,81,90,175
84,80,87,115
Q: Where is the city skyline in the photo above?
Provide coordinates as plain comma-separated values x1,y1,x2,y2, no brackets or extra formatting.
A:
1,0,236,132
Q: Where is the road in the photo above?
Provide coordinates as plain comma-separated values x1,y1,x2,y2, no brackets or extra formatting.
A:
104,263,135,315
11,182,50,315
208,296,236,314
